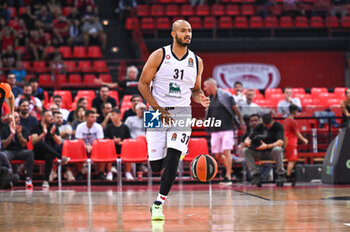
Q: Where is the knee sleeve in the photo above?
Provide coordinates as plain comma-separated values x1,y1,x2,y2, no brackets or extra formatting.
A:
159,148,181,196
150,158,165,173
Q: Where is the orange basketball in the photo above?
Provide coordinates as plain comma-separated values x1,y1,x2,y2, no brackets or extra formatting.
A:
190,154,218,182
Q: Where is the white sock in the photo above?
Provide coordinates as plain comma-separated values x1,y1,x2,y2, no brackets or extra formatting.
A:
156,193,167,204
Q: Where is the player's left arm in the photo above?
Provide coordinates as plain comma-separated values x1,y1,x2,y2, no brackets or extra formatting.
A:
191,56,209,108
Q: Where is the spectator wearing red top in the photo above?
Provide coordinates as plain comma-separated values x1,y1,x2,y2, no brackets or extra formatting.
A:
29,29,50,60
283,104,308,179
12,18,28,47
53,14,70,46
0,26,18,51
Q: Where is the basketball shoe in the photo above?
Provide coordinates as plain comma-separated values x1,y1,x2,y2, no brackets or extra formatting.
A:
150,201,165,220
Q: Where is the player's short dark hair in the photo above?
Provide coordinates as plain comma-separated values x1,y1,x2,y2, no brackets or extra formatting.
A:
85,110,95,117
53,95,62,100
111,108,121,114
289,104,299,114
29,77,38,83
262,113,272,125
18,98,29,106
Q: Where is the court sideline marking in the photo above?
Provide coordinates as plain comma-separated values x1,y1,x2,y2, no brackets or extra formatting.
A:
234,190,271,201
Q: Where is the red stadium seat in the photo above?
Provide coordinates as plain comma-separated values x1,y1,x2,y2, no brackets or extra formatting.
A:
249,16,263,28
73,46,87,58
109,90,119,105
280,16,293,28
77,90,96,99
64,61,76,73
188,17,202,29
310,16,324,28
150,5,164,17
78,61,91,73
203,16,217,29
334,87,347,99
311,87,328,98
8,7,16,18
68,74,82,84
196,4,210,16
294,93,311,100
93,61,108,73
88,46,103,58
341,16,350,28
326,99,341,107
235,16,248,28
264,16,278,28
180,4,194,16
99,74,112,83
141,17,155,30
231,0,244,3
156,17,171,29
125,17,139,30
295,16,308,28
53,90,72,109
62,140,87,163
165,4,179,16
173,0,187,3
265,88,283,98
22,61,31,71
326,16,339,28
39,75,52,86
219,16,233,29
292,88,305,95
62,7,72,16
56,74,67,85
270,4,282,16
137,5,149,17
59,46,72,58
33,61,48,73
158,0,173,3
84,74,97,85
183,138,209,162
226,4,240,16
212,4,225,16
18,7,26,16
241,4,254,16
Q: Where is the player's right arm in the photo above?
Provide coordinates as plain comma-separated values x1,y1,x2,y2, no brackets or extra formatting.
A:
138,49,172,122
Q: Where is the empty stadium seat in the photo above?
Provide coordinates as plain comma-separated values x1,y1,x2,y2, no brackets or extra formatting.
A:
77,90,96,99
265,88,283,98
292,88,305,95
125,17,139,30
249,16,263,28
156,17,171,29
33,61,48,73
73,46,87,58
150,4,164,16
196,4,210,16
226,4,240,16
180,4,194,16
241,4,254,16
310,16,324,28
341,16,350,28
295,16,308,28
264,16,278,28
78,61,91,73
39,75,52,86
88,46,103,58
280,16,293,28
22,61,31,71
64,61,76,73
219,16,233,29
212,4,225,16
99,74,112,83
141,17,155,30
235,16,248,28
188,17,202,29
93,61,108,73
165,4,179,16
311,87,328,97
56,74,67,85
334,87,347,99
84,74,97,84
69,74,82,84
59,46,72,59
326,16,339,28
137,5,149,17
62,7,72,16
203,16,217,29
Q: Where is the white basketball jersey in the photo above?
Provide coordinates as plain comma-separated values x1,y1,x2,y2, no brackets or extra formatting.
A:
151,45,198,107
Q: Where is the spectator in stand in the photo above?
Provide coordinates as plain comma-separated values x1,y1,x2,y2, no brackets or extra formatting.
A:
49,52,67,75
76,0,96,12
82,14,107,50
7,73,22,98
30,110,70,188
2,45,18,72
233,81,246,108
82,4,98,19
115,0,137,20
240,89,269,125
104,108,133,180
97,102,112,129
20,6,36,31
277,87,302,116
0,26,18,53
52,14,70,46
67,97,88,124
122,94,141,122
15,83,43,118
18,99,38,132
283,104,308,182
47,0,64,17
29,77,45,102
341,88,350,128
68,18,83,46
75,110,104,179
243,113,286,186
92,85,117,115
35,5,53,31
52,95,69,121
71,106,86,132
29,28,50,61
12,18,28,47
124,102,146,139
54,111,73,141
1,112,34,189
68,7,81,21
0,2,10,24
10,61,26,84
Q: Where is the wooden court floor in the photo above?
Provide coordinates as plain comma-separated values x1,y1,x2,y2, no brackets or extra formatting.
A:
0,184,350,231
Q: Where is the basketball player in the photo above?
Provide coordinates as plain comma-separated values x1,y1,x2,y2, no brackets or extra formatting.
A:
138,20,210,220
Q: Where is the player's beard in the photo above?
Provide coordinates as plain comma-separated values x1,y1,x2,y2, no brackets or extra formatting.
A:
175,34,190,47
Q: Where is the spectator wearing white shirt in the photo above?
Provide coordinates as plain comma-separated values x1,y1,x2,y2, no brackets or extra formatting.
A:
277,87,302,116
15,83,42,119
52,95,70,121
240,89,270,124
233,81,247,108
75,110,105,180
124,103,146,139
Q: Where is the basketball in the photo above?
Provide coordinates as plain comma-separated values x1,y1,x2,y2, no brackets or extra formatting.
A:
190,154,218,182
